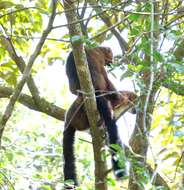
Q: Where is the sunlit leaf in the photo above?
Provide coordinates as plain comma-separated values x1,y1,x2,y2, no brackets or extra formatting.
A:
0,1,14,9
6,152,13,162
162,152,178,161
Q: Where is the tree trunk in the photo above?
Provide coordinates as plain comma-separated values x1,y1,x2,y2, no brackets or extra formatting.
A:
129,93,155,190
128,92,170,190
63,1,108,189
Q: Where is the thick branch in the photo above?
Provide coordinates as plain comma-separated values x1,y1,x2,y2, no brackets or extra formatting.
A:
0,86,136,126
0,86,65,121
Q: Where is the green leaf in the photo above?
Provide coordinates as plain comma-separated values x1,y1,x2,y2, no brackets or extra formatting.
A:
37,185,52,190
2,136,11,143
0,1,14,9
128,64,144,72
131,26,141,36
162,152,178,161
153,51,164,62
129,14,140,21
120,70,133,79
6,152,13,162
15,4,24,9
106,177,116,186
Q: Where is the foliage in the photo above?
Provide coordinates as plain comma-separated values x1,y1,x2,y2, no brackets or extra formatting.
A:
0,101,63,189
151,91,184,189
0,0,184,189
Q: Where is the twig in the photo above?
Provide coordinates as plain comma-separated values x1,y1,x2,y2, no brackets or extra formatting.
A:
53,1,126,30
0,170,15,190
57,1,126,15
173,151,184,181
123,9,184,16
143,0,155,132
79,138,92,144
90,18,127,42
0,35,41,106
53,7,108,29
88,0,128,54
0,6,47,19
64,97,86,132
0,34,70,42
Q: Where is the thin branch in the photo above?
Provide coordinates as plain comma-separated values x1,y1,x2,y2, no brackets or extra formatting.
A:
0,170,15,190
168,19,184,29
143,0,155,132
53,7,107,29
53,1,126,30
90,19,126,40
84,9,94,28
0,7,47,20
0,86,65,121
88,0,128,54
80,0,88,19
57,1,126,15
126,32,146,57
146,164,170,189
0,35,70,42
123,9,184,16
165,13,184,28
0,36,41,106
57,4,184,17
173,151,184,181
161,0,169,25
79,138,92,144
0,0,57,145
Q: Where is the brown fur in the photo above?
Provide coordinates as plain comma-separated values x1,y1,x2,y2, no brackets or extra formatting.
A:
66,47,121,101
65,91,137,131
64,47,137,185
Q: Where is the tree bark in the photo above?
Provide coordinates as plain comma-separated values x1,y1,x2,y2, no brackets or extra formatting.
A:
0,86,65,121
129,92,170,190
63,1,108,189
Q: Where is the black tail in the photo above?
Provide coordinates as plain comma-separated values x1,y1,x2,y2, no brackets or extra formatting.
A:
96,95,119,144
63,126,78,188
96,95,125,179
